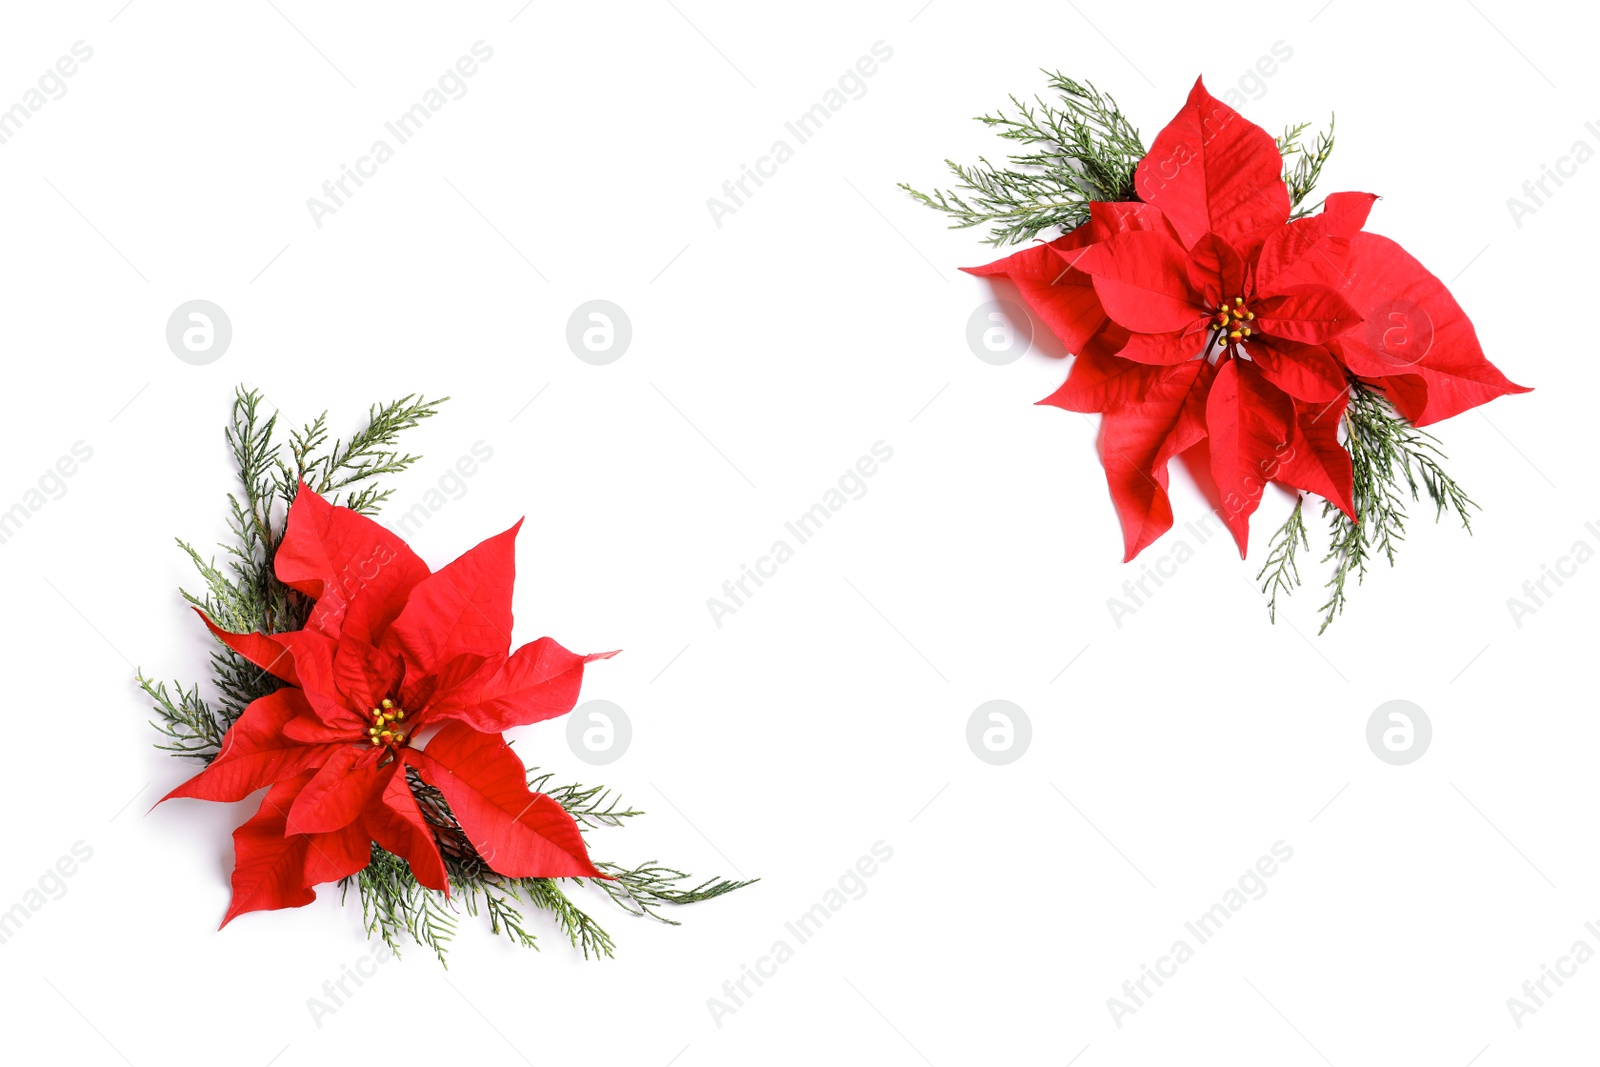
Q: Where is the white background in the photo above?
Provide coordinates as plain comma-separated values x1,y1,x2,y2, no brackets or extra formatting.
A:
0,1,1593,1063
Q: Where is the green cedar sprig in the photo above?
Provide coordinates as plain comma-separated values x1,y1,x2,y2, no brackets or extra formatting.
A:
1256,382,1476,631
1279,116,1336,215
1314,382,1475,632
899,73,1145,246
1257,497,1308,624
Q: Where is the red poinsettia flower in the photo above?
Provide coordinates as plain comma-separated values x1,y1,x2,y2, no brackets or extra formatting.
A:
966,77,1529,560
158,484,615,926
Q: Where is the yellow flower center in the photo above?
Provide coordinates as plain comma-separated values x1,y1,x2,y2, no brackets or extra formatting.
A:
367,697,408,747
1214,297,1255,346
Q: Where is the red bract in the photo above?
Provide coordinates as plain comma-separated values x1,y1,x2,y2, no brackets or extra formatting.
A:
159,484,614,927
967,77,1529,560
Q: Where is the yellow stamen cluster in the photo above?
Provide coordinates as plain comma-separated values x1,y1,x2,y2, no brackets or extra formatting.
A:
1215,297,1255,345
367,697,408,747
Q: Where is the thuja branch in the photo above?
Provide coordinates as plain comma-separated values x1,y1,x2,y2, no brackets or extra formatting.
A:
286,393,446,515
1256,497,1308,622
593,861,751,922
899,73,1146,246
1316,381,1475,632
529,771,645,829
1279,116,1335,215
137,676,225,761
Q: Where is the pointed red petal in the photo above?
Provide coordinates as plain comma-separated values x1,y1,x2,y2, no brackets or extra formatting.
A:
285,744,383,835
1117,324,1210,366
1277,394,1356,518
194,610,299,686
220,774,316,927
1133,77,1291,250
302,822,374,887
330,635,405,713
1323,192,1379,238
275,483,432,645
272,630,349,724
384,522,521,676
1254,193,1377,295
400,651,496,713
1086,201,1185,244
1070,230,1203,334
1206,358,1294,557
433,640,615,734
281,701,370,744
1362,368,1431,424
1186,233,1246,306
962,236,1107,353
1328,233,1530,425
196,621,350,732
365,761,449,893
1407,362,1531,426
1255,219,1330,296
412,722,604,879
1251,338,1347,403
1097,360,1213,560
160,689,334,804
1039,348,1182,414
1254,285,1363,345
1332,332,1405,378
